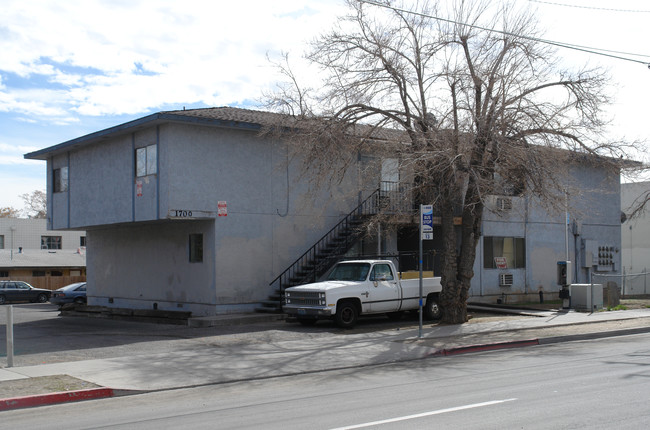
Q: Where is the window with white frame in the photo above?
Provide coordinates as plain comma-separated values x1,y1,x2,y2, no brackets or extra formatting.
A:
136,144,157,177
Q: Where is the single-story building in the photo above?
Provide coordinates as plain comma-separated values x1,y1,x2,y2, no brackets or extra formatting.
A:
0,218,86,289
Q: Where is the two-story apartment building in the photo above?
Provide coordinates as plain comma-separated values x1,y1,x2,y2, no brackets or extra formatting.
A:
25,107,623,315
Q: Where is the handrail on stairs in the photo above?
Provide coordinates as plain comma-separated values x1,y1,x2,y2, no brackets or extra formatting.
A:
269,188,382,292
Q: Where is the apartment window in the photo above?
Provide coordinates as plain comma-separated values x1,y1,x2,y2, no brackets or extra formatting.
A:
189,234,203,263
0,271,8,278
80,236,87,247
41,236,62,250
51,271,63,276
136,144,157,177
32,270,46,277
53,167,69,193
484,236,525,269
0,235,4,249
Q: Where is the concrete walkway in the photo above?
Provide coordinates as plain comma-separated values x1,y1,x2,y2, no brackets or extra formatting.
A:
2,307,650,410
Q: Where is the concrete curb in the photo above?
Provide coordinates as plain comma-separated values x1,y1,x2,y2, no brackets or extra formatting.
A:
538,325,650,345
433,339,540,356
0,387,115,411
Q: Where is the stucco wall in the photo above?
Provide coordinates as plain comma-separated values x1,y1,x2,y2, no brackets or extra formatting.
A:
470,164,622,302
80,122,362,315
87,220,216,315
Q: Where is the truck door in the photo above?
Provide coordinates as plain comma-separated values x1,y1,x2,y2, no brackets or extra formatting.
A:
367,263,400,312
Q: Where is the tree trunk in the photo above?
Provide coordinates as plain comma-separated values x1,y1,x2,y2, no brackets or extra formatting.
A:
439,197,467,324
438,179,484,325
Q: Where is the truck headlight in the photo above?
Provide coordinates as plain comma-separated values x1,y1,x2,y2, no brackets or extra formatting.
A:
319,292,326,306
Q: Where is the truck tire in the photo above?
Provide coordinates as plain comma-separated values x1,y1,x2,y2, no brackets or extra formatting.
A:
424,295,441,320
335,300,359,329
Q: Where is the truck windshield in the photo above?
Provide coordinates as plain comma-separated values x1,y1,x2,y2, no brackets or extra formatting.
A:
327,263,371,282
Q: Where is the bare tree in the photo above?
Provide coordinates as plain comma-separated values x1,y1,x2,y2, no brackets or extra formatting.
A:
265,0,630,323
21,190,47,219
0,207,21,218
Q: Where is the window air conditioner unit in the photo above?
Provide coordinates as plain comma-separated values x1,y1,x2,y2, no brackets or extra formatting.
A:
499,273,513,287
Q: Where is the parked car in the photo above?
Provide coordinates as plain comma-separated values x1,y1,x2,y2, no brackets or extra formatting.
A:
0,281,51,304
49,282,87,306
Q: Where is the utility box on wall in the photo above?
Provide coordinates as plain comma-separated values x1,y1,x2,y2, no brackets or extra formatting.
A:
570,283,603,312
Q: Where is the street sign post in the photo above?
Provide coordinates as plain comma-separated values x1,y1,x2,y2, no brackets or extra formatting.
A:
419,205,433,338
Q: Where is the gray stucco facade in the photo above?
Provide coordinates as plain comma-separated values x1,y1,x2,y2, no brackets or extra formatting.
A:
26,107,624,314
471,165,622,302
28,108,361,315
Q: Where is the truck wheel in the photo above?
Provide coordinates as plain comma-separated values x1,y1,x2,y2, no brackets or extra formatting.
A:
335,301,358,329
424,295,441,320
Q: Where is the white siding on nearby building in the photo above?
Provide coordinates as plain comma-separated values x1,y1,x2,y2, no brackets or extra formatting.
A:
622,181,650,295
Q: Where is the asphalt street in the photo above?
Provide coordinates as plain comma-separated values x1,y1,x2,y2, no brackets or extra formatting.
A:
2,331,650,429
2,302,650,413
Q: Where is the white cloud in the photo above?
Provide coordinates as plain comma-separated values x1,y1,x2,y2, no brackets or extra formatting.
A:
0,0,345,122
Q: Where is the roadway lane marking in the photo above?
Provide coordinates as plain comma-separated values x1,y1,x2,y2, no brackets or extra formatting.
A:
329,398,518,430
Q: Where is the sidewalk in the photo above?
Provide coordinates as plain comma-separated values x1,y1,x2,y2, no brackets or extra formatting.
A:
2,307,650,410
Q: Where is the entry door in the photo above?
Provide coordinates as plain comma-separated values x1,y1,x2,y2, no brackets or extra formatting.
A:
367,263,400,312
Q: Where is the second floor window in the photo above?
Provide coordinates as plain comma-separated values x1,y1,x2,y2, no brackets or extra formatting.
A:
41,236,62,250
136,144,157,177
53,167,69,193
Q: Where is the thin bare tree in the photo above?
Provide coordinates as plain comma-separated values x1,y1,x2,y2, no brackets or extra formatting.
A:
265,0,631,323
21,190,47,219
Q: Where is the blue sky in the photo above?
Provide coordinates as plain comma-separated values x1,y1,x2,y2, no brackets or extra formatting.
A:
1,0,649,211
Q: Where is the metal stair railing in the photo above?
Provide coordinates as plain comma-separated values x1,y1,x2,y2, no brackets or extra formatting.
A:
269,189,382,294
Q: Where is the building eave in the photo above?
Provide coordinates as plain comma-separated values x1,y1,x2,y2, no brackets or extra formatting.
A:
23,109,264,161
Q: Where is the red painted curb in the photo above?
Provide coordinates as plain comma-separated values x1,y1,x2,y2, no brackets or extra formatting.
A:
435,339,540,356
0,387,115,411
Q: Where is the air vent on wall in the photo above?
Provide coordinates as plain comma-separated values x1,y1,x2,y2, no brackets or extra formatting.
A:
499,273,513,287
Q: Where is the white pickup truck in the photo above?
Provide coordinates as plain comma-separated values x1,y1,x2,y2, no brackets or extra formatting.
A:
283,260,442,328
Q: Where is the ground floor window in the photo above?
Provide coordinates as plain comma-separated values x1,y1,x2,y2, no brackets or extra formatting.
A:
189,233,203,263
484,236,525,269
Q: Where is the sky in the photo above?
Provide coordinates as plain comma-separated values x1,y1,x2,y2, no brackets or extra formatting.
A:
1,0,649,211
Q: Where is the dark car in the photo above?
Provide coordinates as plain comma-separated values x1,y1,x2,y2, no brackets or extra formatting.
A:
50,282,87,306
0,281,51,304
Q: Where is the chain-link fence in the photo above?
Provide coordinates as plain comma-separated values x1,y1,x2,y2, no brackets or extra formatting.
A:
592,270,650,298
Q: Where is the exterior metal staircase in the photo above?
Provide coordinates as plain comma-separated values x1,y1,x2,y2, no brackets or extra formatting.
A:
255,189,384,313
